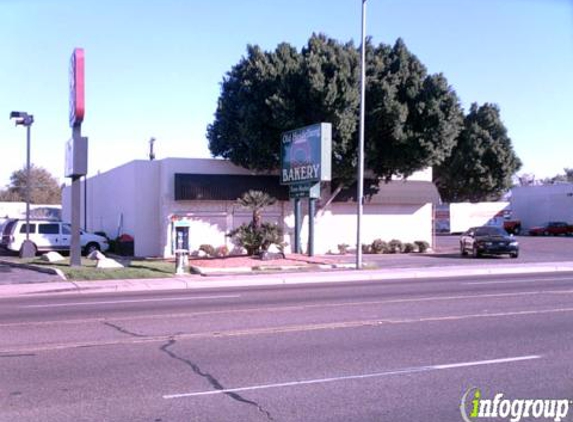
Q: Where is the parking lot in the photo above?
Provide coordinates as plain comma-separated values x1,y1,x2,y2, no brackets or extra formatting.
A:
435,234,573,262
330,234,573,269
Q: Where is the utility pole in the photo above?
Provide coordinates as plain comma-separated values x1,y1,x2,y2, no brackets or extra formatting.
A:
356,0,367,269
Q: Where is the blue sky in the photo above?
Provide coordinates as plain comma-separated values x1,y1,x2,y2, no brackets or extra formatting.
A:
1,0,572,187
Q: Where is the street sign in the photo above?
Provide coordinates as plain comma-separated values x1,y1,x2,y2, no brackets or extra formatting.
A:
289,183,321,199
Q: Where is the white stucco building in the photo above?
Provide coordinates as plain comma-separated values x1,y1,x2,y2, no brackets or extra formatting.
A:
0,202,61,225
63,158,439,257
510,184,573,229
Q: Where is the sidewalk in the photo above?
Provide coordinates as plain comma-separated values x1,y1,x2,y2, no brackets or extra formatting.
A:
1,259,573,298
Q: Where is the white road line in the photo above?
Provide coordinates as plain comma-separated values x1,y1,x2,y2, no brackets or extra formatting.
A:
163,355,541,399
21,295,241,308
7,290,572,326
463,277,573,286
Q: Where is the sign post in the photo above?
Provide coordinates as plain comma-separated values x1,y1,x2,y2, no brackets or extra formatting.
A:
66,48,87,267
280,123,331,256
293,198,301,253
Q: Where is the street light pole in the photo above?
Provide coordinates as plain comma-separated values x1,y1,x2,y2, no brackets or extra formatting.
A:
25,122,31,241
356,0,367,270
10,111,35,257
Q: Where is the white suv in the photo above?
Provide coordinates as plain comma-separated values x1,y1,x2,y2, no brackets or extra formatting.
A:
1,219,109,256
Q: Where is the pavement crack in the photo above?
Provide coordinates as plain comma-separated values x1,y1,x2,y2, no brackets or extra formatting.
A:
160,338,275,421
0,353,35,358
102,321,146,338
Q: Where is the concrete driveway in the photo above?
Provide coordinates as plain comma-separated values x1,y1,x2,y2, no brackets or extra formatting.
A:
0,262,61,284
0,249,62,284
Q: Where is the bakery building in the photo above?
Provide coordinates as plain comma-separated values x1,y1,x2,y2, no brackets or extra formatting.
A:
62,158,440,257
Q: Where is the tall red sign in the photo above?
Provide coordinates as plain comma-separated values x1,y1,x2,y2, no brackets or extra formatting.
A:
69,48,85,127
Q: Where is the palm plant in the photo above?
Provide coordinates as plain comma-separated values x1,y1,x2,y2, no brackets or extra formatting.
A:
237,190,277,229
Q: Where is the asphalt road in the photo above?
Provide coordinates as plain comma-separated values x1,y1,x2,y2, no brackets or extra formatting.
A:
2,273,573,422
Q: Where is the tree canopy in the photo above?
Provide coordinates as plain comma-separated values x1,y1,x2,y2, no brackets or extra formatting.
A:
207,34,464,187
207,34,521,200
434,103,522,202
0,165,62,204
365,39,463,181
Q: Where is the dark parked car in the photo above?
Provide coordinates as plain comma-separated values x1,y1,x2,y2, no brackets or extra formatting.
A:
528,221,573,236
460,226,519,258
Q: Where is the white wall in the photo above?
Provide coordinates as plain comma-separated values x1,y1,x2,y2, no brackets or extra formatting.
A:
394,167,433,182
158,158,275,256
162,200,284,256
0,202,28,220
88,163,137,238
165,200,432,256
63,157,435,257
133,161,161,256
511,184,573,229
63,160,160,256
448,202,510,233
309,203,432,254
0,202,61,221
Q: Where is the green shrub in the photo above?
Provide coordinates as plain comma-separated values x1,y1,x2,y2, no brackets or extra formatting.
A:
414,240,430,253
371,239,388,254
215,245,229,257
388,239,403,254
260,223,284,252
199,244,216,257
227,222,284,256
361,243,372,254
403,242,417,253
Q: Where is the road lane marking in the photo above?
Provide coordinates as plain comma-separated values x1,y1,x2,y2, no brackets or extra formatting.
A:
20,295,241,308
463,277,573,286
162,355,541,399
5,289,573,327
2,307,573,354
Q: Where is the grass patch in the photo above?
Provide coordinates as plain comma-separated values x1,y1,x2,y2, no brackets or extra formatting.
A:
23,257,175,281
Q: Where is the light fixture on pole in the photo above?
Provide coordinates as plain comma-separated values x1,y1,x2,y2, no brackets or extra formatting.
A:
9,111,35,258
356,0,367,269
149,137,156,161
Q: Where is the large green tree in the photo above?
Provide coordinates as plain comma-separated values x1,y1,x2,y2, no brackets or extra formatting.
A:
0,165,62,204
365,39,463,181
207,34,463,190
434,103,522,202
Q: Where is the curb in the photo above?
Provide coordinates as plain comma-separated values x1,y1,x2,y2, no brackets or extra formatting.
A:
2,259,573,298
190,265,253,276
0,259,67,281
190,262,359,276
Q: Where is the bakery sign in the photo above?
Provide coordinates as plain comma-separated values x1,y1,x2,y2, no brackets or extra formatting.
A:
280,123,332,185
